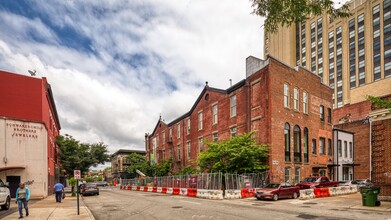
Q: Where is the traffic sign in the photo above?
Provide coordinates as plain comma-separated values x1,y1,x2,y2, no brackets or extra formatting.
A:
74,170,81,180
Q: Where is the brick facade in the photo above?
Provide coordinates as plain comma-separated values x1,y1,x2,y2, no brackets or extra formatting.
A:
146,56,333,183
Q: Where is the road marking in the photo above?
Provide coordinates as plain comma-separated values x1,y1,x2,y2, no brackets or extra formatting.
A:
182,200,201,205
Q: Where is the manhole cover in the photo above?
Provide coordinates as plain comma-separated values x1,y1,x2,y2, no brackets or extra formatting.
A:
297,214,318,219
172,206,183,209
303,202,318,205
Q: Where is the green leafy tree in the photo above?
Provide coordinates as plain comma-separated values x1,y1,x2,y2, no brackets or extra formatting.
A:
198,132,269,173
150,158,173,177
126,153,151,178
84,177,94,182
175,165,200,175
367,95,391,109
68,177,77,196
250,0,351,33
56,134,110,176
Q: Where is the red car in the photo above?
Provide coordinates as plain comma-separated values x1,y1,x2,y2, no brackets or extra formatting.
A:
254,183,300,201
296,176,339,189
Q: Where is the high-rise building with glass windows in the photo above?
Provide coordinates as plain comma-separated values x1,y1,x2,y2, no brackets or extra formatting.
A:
264,0,391,108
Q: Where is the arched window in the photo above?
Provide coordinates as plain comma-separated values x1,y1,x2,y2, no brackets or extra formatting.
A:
284,123,291,162
304,128,309,163
294,125,302,162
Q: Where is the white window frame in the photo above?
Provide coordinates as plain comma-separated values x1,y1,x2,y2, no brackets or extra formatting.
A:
187,118,191,135
177,123,180,139
213,104,218,125
213,132,218,142
199,138,203,152
230,126,237,138
303,92,308,114
198,112,203,130
230,95,237,117
294,88,299,110
284,84,290,108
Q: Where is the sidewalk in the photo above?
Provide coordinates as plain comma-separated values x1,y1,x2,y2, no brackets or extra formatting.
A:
3,193,95,220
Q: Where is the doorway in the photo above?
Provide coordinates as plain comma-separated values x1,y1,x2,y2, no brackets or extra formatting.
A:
6,176,20,198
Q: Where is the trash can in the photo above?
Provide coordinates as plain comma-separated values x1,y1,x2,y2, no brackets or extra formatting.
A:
360,186,381,207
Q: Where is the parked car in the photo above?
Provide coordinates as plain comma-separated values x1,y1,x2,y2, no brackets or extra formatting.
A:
0,179,11,210
96,181,109,187
254,183,300,201
338,179,373,188
80,183,99,196
296,176,339,189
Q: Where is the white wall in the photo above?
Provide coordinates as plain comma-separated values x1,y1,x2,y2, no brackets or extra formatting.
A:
333,130,354,181
0,118,48,198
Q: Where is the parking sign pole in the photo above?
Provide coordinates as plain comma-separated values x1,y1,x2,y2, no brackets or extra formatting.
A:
77,179,80,215
74,170,81,215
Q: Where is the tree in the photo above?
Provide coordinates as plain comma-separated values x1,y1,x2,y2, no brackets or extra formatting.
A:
126,153,151,178
367,95,391,109
175,165,200,175
150,158,173,177
197,132,269,174
250,0,351,33
56,134,110,176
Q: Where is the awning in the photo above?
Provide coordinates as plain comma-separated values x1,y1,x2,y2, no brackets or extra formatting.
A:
327,164,341,167
312,165,328,169
0,166,26,172
342,163,360,167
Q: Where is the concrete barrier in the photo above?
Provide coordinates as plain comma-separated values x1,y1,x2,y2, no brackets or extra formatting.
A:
132,186,137,191
167,188,173,194
136,186,141,191
196,189,223,200
224,190,242,199
241,188,255,198
172,188,180,195
148,187,153,192
187,188,197,197
162,187,167,194
314,188,330,198
157,187,162,193
143,186,148,192
299,189,315,200
180,188,188,196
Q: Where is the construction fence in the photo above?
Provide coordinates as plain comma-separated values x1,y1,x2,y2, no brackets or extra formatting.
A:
120,171,269,190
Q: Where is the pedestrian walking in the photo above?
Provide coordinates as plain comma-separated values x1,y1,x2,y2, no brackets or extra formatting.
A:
15,183,30,219
54,182,65,203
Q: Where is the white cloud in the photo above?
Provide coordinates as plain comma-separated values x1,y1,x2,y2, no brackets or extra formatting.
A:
0,0,264,153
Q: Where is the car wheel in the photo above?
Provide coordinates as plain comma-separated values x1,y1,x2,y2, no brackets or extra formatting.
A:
1,196,10,210
292,192,298,199
376,201,381,206
272,194,279,201
97,192,99,195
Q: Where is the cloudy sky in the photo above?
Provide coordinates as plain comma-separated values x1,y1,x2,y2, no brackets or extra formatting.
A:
0,0,265,154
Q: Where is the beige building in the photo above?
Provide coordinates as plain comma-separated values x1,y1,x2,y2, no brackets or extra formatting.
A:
264,0,391,108
0,119,49,199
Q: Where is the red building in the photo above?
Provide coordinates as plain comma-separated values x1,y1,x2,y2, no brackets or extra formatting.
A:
0,70,61,198
146,56,333,183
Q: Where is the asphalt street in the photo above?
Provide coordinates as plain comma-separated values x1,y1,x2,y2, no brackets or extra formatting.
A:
0,198,38,219
82,187,391,220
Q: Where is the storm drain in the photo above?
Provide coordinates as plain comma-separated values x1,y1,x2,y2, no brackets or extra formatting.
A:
297,214,319,219
172,206,183,209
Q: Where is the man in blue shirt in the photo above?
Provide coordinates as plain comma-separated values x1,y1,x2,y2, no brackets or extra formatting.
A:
54,182,65,203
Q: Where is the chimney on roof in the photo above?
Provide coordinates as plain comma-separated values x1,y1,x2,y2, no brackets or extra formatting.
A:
246,56,268,78
205,81,208,87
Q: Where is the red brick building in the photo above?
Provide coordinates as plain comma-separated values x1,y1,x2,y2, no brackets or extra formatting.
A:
0,70,61,198
334,95,391,198
146,56,333,183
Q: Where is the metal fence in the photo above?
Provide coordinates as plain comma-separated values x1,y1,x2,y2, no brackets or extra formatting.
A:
121,172,223,190
121,171,269,190
225,171,269,190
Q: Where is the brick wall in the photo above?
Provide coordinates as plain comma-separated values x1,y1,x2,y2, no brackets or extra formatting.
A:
332,101,371,124
371,118,391,197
